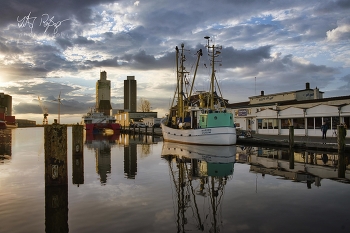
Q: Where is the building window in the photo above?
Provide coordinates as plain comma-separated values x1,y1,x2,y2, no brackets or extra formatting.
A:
307,118,314,129
281,119,290,129
332,116,340,130
344,117,350,128
258,119,262,129
293,118,305,129
315,117,322,129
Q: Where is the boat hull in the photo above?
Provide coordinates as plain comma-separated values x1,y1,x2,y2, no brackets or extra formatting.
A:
85,123,120,134
161,122,237,145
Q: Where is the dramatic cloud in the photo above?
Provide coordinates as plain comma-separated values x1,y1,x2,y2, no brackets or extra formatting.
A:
0,0,349,123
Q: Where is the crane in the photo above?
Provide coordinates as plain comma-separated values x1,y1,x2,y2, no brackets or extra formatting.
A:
53,91,62,124
38,96,49,124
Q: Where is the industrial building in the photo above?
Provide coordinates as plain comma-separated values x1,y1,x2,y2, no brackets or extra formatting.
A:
0,93,16,127
115,76,157,127
228,83,350,137
96,71,112,115
124,76,137,112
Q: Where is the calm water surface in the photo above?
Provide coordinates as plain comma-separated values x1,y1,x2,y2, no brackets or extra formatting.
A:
0,127,350,233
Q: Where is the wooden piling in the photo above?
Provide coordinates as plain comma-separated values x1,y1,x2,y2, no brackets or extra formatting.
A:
72,125,84,185
44,124,67,186
337,125,346,178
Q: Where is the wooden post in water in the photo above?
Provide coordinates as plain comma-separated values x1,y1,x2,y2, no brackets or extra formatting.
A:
72,125,84,186
152,126,155,142
145,126,148,135
337,125,346,178
44,123,67,186
44,123,69,232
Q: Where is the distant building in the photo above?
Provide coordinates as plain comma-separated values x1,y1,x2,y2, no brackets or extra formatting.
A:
115,112,157,127
0,93,12,116
16,119,36,128
96,71,111,115
228,82,350,137
124,76,137,112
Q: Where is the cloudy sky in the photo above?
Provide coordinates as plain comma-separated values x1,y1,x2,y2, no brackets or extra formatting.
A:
0,0,349,124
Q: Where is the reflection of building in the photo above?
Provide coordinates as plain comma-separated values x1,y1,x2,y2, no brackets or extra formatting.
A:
96,71,112,115
124,76,137,112
85,134,118,184
0,129,12,162
124,144,137,179
236,146,350,184
96,144,111,184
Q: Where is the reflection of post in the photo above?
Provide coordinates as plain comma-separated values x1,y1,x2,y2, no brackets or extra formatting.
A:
337,125,346,178
289,147,295,169
44,124,67,186
72,125,84,186
45,185,68,233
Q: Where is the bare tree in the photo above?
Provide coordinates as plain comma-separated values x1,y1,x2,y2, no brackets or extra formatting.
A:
138,98,151,112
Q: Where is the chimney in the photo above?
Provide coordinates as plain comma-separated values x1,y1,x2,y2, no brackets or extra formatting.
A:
261,91,264,96
306,82,310,89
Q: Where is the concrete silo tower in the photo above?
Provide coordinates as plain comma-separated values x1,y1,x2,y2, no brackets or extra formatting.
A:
96,71,112,115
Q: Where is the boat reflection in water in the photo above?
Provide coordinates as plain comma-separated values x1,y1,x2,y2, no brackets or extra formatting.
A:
161,142,236,232
85,130,119,184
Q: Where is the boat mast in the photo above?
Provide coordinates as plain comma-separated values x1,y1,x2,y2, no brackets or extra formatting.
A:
177,44,188,123
176,46,180,120
204,36,221,110
187,49,203,109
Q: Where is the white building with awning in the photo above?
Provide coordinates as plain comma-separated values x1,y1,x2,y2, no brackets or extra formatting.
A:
228,83,350,137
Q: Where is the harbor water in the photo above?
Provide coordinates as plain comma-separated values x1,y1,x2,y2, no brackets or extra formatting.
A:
1,127,350,233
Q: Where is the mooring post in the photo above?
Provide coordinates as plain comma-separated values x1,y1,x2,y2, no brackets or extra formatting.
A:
44,124,68,186
44,123,69,232
337,125,346,178
72,125,84,186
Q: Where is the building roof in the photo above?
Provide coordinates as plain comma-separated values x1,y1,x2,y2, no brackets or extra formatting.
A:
228,95,350,109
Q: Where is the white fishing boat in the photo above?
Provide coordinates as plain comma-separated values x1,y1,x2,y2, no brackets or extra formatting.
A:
161,37,237,145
